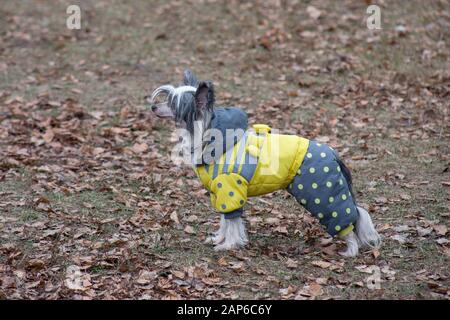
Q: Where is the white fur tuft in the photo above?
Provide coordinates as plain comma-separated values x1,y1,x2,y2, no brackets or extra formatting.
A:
150,84,196,110
150,85,175,103
339,230,359,257
355,206,381,249
207,215,248,251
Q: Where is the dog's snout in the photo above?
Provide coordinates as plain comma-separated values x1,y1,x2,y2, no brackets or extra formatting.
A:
151,105,157,112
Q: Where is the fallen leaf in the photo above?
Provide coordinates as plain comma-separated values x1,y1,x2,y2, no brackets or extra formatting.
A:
132,142,148,153
311,260,332,269
391,234,408,243
43,129,54,143
171,270,185,279
274,226,288,234
184,225,195,234
229,261,245,273
279,285,297,296
393,225,410,232
417,226,433,237
434,225,447,236
306,5,322,20
27,259,45,270
285,258,298,269
170,211,180,224
372,249,380,259
308,282,323,297
136,270,158,285
217,257,228,266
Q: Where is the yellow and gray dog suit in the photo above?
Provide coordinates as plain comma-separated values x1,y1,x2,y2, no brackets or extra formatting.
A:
195,107,358,237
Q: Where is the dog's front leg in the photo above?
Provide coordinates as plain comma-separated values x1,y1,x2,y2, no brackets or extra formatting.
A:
212,215,248,251
205,215,227,245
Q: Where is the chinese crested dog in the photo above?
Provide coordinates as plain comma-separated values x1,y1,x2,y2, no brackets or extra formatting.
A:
146,70,381,257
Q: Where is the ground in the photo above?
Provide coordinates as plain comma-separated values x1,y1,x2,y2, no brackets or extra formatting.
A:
0,0,449,299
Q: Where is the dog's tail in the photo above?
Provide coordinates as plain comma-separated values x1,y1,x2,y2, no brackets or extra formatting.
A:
336,157,381,248
336,158,355,201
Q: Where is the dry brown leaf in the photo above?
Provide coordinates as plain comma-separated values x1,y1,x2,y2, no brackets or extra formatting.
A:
308,282,323,297
171,270,185,279
170,211,180,224
274,226,288,234
372,249,380,259
184,225,195,234
136,270,158,285
311,260,332,269
285,258,298,269
132,142,149,153
217,257,228,266
306,6,322,20
434,225,448,236
43,129,54,143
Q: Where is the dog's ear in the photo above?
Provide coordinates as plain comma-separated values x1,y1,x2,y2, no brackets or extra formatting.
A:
195,81,215,111
183,69,199,87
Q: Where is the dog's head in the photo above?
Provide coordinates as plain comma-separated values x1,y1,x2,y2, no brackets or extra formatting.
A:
146,70,215,136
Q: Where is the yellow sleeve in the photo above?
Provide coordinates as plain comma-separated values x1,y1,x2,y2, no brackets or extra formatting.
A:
339,224,354,237
210,173,248,213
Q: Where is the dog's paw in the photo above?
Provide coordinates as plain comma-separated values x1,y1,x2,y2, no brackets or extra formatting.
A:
205,235,225,245
338,248,358,257
214,239,246,251
214,243,236,251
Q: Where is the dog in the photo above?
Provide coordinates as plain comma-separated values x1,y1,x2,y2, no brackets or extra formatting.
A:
146,70,381,257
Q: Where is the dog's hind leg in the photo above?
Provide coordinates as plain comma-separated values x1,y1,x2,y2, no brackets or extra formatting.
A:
339,230,359,257
355,206,381,249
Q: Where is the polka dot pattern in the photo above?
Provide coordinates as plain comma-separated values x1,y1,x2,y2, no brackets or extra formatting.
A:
286,140,359,237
